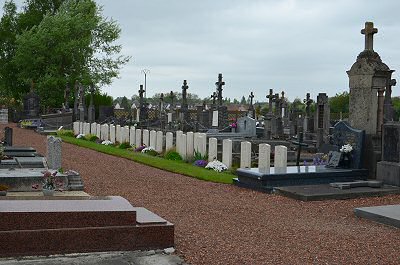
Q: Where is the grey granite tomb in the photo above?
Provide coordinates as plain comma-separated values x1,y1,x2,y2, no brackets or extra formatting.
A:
47,136,62,170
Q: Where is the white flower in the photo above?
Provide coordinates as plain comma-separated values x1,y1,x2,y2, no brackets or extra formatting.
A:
76,134,85,139
205,160,228,172
141,146,155,153
101,140,113,145
340,144,353,153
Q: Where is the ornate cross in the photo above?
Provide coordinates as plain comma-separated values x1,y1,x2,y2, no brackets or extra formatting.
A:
215,73,225,106
266,89,274,113
182,80,189,106
138,85,145,107
361,22,378,51
211,92,217,106
249,92,254,106
169,91,175,107
303,93,313,117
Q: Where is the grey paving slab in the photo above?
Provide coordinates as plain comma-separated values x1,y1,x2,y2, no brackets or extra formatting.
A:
354,204,400,229
0,251,187,265
275,184,400,201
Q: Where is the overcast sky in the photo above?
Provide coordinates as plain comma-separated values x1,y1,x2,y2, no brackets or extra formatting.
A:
2,0,400,102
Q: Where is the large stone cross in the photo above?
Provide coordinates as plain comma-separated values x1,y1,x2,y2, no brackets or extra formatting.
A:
215,73,225,106
182,80,188,105
266,89,274,113
249,92,254,106
138,85,145,107
361,22,378,51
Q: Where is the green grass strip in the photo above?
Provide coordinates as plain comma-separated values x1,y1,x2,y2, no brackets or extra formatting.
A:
60,136,234,184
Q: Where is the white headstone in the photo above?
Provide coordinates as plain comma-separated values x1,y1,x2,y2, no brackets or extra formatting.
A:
136,109,140,122
197,134,207,157
166,132,173,151
96,123,101,138
208,137,218,162
193,132,200,153
135,129,142,147
179,134,187,160
186,131,194,159
0,109,8,124
156,131,163,153
47,136,62,170
142,129,149,146
86,123,92,135
73,122,80,135
149,130,157,148
222,139,232,168
116,125,121,143
274,145,287,168
109,125,116,143
90,122,97,136
130,126,136,146
101,124,109,141
167,113,172,123
176,130,183,152
212,110,219,127
240,141,251,168
258,144,271,173
79,122,84,134
121,126,130,143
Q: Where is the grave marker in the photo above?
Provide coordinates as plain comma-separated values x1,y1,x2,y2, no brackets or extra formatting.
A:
258,144,271,173
208,138,218,161
47,136,62,170
240,141,251,168
274,145,287,168
222,139,232,168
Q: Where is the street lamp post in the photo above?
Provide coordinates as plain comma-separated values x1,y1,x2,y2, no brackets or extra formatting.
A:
141,69,150,98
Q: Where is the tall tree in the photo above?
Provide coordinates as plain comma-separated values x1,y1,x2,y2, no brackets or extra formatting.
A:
329,91,349,113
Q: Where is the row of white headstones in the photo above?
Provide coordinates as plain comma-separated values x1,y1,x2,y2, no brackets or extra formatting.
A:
73,121,288,170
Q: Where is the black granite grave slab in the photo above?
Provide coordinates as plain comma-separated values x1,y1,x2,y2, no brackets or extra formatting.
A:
234,166,368,193
354,204,400,228
274,184,400,201
3,146,37,157
0,157,46,169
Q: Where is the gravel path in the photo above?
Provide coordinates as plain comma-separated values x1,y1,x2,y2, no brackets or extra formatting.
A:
7,124,400,265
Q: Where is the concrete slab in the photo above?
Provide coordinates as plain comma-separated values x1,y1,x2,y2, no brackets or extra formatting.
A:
275,184,400,201
354,204,400,229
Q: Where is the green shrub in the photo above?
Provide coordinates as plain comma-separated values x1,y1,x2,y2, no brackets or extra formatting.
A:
118,142,131,149
164,149,183,161
194,150,208,161
85,134,98,142
56,129,75,137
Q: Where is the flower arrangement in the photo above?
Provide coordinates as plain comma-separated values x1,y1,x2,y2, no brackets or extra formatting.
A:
205,160,228,172
340,144,353,153
229,122,237,128
135,145,146,152
101,140,113,145
193,159,208,167
32,170,64,191
76,133,85,139
141,146,155,153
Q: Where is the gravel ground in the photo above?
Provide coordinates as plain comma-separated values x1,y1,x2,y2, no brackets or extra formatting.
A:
6,124,400,265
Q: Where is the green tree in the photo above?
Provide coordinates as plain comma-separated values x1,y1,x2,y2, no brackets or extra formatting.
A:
120,96,131,110
329,91,349,113
0,0,129,108
240,96,246,104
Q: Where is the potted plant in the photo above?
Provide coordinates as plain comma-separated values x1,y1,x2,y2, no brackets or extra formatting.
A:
229,120,237,132
32,170,64,196
0,184,9,196
340,144,353,168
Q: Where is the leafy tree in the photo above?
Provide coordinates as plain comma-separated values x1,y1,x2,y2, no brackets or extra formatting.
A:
240,96,246,104
392,97,400,120
329,91,349,113
120,96,130,110
0,0,129,108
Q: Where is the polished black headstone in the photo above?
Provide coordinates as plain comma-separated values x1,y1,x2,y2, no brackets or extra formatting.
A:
382,122,400,162
331,121,365,169
4,127,12,146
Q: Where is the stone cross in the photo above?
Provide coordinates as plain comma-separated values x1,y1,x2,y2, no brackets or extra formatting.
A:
159,93,164,112
215,73,225,106
272,93,280,115
291,130,308,166
138,85,145,107
211,92,217,107
169,91,175,107
361,22,378,51
249,92,254,108
266,89,274,114
303,93,313,117
182,80,189,106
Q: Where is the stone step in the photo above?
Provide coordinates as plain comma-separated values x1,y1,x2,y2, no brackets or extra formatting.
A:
0,196,174,257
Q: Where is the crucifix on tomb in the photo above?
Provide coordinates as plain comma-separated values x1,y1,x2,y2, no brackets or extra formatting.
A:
361,22,378,51
272,93,280,116
303,93,313,117
138,85,145,108
266,89,274,114
249,92,254,109
182,80,189,107
291,129,308,166
211,92,217,107
215,73,225,106
159,93,164,112
169,91,175,108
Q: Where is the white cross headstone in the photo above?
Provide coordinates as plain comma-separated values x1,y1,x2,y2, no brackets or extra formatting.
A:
258,144,271,173
186,132,194,159
135,129,142,147
222,139,232,168
109,125,116,143
149,130,157,148
166,132,173,151
208,137,218,162
240,141,251,168
156,131,163,153
274,145,287,168
130,126,136,146
142,129,149,146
